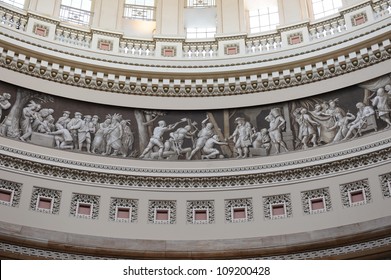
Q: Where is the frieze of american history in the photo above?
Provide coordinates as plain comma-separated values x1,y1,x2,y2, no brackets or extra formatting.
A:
0,74,391,161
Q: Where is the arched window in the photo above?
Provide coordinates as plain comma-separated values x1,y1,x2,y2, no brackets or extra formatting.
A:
0,0,25,9
247,0,279,34
59,0,92,26
312,0,342,20
124,0,156,21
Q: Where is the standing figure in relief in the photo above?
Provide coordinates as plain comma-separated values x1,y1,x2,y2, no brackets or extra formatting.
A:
91,115,111,154
343,102,375,140
90,115,100,142
309,103,336,144
66,112,83,149
327,111,356,143
78,115,92,153
252,128,271,156
0,93,12,120
139,119,185,159
293,108,320,149
266,108,289,154
56,111,71,128
103,114,124,156
188,115,215,160
228,117,252,158
47,123,73,149
371,87,391,128
19,101,41,142
120,119,134,157
202,135,228,159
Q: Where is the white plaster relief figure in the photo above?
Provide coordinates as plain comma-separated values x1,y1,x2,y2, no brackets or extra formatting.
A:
139,118,186,159
293,108,320,149
164,122,197,158
47,123,73,149
91,115,111,154
229,117,252,158
371,87,391,128
120,119,135,157
252,128,271,156
188,115,215,160
266,108,289,154
66,112,83,149
90,115,100,139
31,108,54,132
385,84,391,97
78,115,92,153
202,135,228,159
343,102,375,140
56,110,71,128
19,101,41,142
325,99,345,118
327,112,356,143
36,114,55,133
309,103,336,144
0,93,11,120
102,114,124,156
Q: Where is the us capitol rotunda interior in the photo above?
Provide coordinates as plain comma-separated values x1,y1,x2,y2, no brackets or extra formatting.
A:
0,0,391,259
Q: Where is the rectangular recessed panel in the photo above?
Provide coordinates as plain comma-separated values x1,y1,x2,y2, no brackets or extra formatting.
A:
38,197,52,210
78,204,92,216
311,198,324,210
272,204,285,216
195,210,207,221
0,190,12,203
117,208,130,219
156,210,169,221
351,191,364,203
233,208,246,219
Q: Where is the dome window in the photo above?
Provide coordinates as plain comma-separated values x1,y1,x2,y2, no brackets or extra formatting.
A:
59,0,93,26
123,0,156,21
0,0,25,9
247,0,280,33
312,0,343,20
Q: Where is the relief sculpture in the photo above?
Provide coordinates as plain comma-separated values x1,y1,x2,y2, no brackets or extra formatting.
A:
0,73,390,161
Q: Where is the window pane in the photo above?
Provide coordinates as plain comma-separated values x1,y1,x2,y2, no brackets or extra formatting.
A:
313,2,324,15
250,17,259,27
269,6,278,13
62,0,72,6
248,2,279,33
260,15,269,26
81,1,91,11
269,13,279,25
323,1,334,11
249,10,258,17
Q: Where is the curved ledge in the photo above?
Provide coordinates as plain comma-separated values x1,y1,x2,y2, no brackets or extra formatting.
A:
1,217,391,259
1,131,390,188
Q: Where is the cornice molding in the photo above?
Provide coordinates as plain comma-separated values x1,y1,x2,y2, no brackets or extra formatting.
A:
0,136,390,189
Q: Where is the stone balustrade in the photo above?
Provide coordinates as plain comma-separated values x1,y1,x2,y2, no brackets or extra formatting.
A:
0,0,389,61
